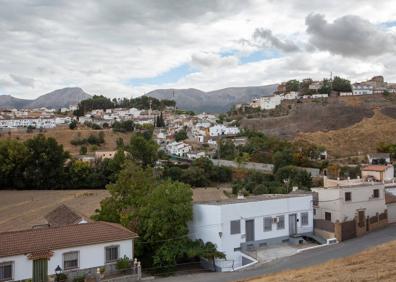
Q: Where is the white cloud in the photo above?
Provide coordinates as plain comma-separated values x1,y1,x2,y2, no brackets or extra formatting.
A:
0,0,396,99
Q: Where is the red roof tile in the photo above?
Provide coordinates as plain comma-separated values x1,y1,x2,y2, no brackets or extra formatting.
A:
0,222,138,258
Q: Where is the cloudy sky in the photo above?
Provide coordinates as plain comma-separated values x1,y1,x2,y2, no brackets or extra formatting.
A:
1,0,396,99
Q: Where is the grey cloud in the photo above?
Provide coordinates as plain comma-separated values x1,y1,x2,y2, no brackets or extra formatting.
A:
305,13,396,57
9,74,35,87
252,28,300,52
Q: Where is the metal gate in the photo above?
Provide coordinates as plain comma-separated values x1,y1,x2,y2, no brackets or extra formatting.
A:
32,259,48,282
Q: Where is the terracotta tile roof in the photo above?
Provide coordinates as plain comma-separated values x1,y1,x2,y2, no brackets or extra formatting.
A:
362,165,390,172
44,204,85,227
0,222,138,258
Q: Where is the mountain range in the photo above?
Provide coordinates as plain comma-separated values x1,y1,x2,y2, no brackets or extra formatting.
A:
0,87,91,109
0,85,277,112
145,84,277,112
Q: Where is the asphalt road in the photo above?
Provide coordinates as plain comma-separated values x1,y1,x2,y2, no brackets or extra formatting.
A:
156,224,396,282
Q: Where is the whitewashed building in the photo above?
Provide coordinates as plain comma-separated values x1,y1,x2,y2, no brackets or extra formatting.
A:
166,141,191,157
190,194,313,271
0,118,56,129
209,125,240,137
258,95,282,110
361,165,394,183
0,222,137,281
352,83,373,95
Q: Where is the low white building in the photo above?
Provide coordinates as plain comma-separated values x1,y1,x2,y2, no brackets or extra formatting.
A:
166,141,191,157
0,222,138,281
0,118,56,129
361,165,394,183
187,151,206,160
367,153,391,165
209,125,240,137
190,194,313,271
352,83,373,95
258,95,282,110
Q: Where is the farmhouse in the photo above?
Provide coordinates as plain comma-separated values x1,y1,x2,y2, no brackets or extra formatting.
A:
0,222,138,281
189,193,313,271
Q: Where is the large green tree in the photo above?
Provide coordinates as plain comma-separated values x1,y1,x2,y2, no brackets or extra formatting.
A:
128,133,159,167
0,140,28,188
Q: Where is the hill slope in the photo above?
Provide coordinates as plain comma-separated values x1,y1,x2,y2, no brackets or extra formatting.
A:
0,87,91,109
145,85,277,113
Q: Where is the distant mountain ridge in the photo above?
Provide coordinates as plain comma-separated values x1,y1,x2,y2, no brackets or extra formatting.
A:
145,85,278,113
0,87,91,109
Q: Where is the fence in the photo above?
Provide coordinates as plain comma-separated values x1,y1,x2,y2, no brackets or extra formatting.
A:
314,219,335,233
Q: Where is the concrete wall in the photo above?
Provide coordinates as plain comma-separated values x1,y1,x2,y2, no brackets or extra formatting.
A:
0,240,133,280
387,203,396,223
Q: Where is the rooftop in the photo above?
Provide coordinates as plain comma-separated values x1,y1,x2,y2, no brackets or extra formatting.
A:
362,165,393,172
195,193,311,205
44,204,85,227
0,221,138,258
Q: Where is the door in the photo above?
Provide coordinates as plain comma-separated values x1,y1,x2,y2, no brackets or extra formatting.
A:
245,219,255,242
32,259,48,282
289,214,297,236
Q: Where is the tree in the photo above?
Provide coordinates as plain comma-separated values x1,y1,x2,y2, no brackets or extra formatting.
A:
275,165,312,190
128,134,159,167
0,140,28,188
285,79,300,92
156,112,165,127
23,135,69,188
79,146,87,155
69,120,78,130
217,140,236,160
272,149,293,172
175,129,188,142
319,78,332,94
112,120,135,132
332,76,352,92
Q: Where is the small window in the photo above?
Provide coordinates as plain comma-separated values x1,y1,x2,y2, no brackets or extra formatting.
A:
0,262,13,281
63,251,79,270
230,220,241,235
325,212,331,221
373,189,379,198
301,212,309,226
345,192,351,201
313,208,316,216
264,217,272,232
105,246,119,263
277,215,285,230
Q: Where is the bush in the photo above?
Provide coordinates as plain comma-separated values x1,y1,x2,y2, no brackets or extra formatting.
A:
69,120,77,130
72,275,85,282
113,120,135,132
116,255,130,270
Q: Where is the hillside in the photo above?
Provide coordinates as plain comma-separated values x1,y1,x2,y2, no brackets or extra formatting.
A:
240,94,396,157
0,87,91,109
145,85,277,113
243,240,396,282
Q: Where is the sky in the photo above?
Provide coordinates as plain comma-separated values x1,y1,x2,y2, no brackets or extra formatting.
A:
1,0,396,99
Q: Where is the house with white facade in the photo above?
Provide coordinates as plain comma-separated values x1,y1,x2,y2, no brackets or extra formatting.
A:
190,194,313,271
312,183,388,241
166,141,191,157
0,118,56,129
352,83,373,95
367,153,391,165
258,95,282,110
0,222,138,281
361,165,394,183
209,125,240,137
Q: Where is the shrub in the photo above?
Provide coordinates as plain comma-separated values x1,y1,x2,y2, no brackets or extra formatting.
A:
72,275,85,282
116,255,130,270
69,120,77,130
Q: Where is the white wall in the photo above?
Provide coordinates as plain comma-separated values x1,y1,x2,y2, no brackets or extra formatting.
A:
190,196,313,267
313,184,386,222
0,240,133,280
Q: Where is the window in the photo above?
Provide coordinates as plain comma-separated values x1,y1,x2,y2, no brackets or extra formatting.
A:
345,192,351,202
277,215,285,230
313,208,316,216
373,189,379,198
105,246,119,263
301,212,309,226
325,212,332,221
0,262,13,281
63,251,79,270
264,217,272,232
230,220,241,235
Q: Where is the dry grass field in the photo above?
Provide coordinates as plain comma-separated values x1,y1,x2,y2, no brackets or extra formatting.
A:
297,110,396,158
242,240,396,282
0,126,132,155
0,190,109,232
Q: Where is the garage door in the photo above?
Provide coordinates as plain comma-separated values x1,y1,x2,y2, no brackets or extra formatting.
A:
387,203,396,223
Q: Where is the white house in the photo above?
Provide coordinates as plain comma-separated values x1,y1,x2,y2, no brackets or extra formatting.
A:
367,153,391,165
209,125,240,137
361,165,394,183
258,95,282,110
312,183,387,240
189,194,313,271
0,222,138,281
187,151,206,160
166,141,191,157
352,83,373,95
0,118,56,129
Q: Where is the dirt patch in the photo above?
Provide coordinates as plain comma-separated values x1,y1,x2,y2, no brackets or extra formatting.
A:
242,240,396,282
0,126,132,155
0,190,109,232
297,110,396,158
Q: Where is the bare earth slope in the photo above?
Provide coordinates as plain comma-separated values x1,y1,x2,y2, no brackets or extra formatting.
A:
243,240,396,282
